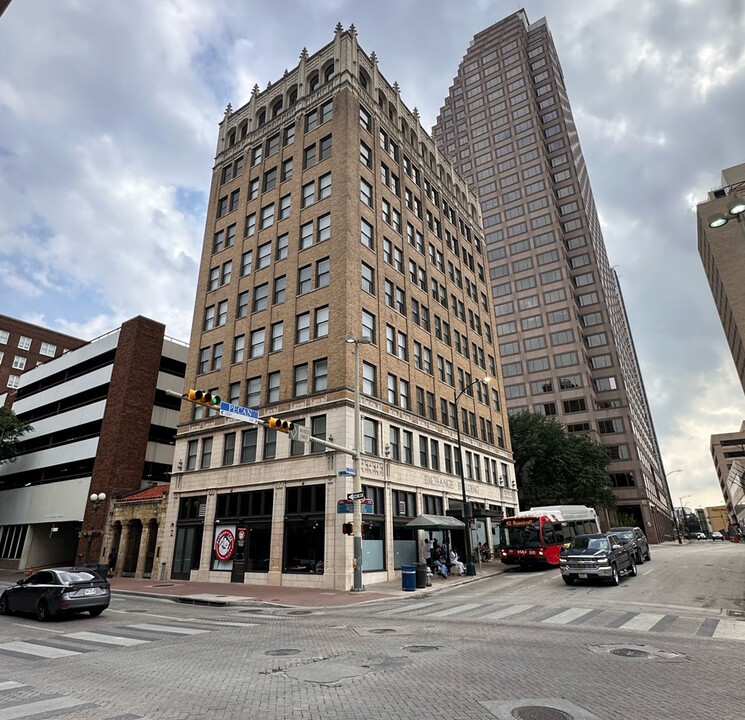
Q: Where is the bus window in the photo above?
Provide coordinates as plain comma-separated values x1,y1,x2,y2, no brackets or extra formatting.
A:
553,523,565,544
542,523,556,545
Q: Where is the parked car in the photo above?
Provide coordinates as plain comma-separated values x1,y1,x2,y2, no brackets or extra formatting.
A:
559,533,637,586
608,526,651,564
711,531,724,541
0,567,110,621
696,532,707,540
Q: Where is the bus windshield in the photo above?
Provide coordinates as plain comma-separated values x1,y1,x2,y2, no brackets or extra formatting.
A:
501,519,542,548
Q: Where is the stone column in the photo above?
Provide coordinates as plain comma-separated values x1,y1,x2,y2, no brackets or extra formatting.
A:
134,522,152,579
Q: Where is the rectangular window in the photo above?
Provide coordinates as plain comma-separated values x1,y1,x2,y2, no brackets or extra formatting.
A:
313,358,328,392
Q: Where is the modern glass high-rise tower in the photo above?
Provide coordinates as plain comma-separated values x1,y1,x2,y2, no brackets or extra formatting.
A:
433,11,673,541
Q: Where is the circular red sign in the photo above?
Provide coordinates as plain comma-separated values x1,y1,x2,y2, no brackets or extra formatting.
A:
214,528,235,561
237,528,246,542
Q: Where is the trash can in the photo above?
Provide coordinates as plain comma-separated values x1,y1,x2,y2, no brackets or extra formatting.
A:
415,563,428,589
401,564,417,592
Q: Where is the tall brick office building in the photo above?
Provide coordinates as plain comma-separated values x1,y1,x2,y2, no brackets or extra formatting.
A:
432,11,674,541
162,24,518,591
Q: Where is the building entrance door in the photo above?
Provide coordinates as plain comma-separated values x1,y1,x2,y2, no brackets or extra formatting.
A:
171,525,202,580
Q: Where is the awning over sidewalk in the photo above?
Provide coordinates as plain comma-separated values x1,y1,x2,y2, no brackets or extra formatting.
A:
406,514,466,530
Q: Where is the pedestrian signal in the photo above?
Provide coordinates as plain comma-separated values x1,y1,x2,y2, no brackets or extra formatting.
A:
342,522,354,535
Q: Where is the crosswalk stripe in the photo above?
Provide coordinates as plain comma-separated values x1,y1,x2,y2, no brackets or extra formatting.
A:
479,604,534,620
713,619,745,641
0,696,89,720
0,641,81,659
379,602,437,615
614,613,666,632
426,603,482,618
126,623,209,635
64,631,149,647
0,682,25,692
541,607,597,625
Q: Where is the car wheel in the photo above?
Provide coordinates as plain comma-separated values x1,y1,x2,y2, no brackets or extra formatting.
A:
609,564,620,586
36,600,50,622
0,594,9,615
645,548,651,561
628,557,638,577
89,607,105,617
562,575,575,585
636,549,644,564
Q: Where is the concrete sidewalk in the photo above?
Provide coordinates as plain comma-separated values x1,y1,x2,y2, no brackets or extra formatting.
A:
1,562,508,609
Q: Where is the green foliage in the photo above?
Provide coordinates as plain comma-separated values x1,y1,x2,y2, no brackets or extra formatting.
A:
509,411,616,509
0,406,31,464
617,511,638,527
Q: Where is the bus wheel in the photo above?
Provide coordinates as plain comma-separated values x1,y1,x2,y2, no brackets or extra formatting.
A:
562,575,575,585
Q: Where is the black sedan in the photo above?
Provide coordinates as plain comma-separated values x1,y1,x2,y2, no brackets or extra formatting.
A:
0,567,110,621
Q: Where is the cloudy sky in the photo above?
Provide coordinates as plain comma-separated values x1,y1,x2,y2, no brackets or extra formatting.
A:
1,0,744,510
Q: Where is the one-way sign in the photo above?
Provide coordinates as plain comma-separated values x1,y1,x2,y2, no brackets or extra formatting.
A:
347,491,364,501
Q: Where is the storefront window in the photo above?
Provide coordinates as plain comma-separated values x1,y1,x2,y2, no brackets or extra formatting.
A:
283,485,325,573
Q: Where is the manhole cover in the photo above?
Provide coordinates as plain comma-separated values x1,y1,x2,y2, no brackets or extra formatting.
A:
610,648,650,658
403,645,439,653
369,628,396,634
265,649,300,656
151,583,176,587
727,610,744,617
512,708,573,720
288,610,312,615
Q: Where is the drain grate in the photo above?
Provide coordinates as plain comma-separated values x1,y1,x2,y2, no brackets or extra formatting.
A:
403,645,439,653
151,583,176,587
727,610,744,618
265,649,300,656
512,708,573,720
610,648,650,658
287,610,312,615
369,629,396,634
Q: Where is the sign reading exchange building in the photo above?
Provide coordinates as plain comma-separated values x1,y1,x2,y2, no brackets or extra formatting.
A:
423,474,481,496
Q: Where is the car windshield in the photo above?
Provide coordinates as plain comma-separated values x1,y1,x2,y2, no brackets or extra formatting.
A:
570,536,609,551
611,530,634,541
57,570,100,584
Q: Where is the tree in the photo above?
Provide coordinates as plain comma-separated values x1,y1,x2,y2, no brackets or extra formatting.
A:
0,406,31,464
508,411,615,510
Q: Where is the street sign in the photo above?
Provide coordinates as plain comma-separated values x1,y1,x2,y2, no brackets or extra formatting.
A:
337,499,374,513
289,425,311,443
338,466,356,477
219,402,259,424
347,491,365,501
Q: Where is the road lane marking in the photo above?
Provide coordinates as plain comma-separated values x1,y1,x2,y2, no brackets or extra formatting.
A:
641,568,655,575
64,631,149,647
126,623,209,635
379,602,437,615
541,607,597,625
0,696,90,719
10,622,64,634
0,641,82,659
0,682,25,692
184,619,258,627
426,603,483,618
479,604,534,620
616,613,666,632
713,620,745,641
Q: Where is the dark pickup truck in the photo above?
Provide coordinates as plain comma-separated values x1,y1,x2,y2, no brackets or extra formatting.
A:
559,533,637,586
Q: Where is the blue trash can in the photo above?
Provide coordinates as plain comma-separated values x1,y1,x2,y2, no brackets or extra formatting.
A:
401,564,416,592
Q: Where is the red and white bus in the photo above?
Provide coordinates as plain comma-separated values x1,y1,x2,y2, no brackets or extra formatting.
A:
499,505,600,567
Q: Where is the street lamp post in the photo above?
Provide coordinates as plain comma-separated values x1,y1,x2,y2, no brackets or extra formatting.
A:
455,376,491,577
664,469,683,544
85,492,107,566
679,495,691,540
346,334,371,592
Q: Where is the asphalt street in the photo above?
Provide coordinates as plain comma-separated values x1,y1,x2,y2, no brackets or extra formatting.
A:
0,540,743,719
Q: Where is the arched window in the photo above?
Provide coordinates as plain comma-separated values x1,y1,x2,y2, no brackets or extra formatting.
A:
288,86,298,106
359,70,369,91
239,121,248,140
308,72,319,91
272,98,283,118
258,109,266,127
323,62,334,83
228,129,236,147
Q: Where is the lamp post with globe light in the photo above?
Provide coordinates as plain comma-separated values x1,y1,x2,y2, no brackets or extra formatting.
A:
84,492,107,566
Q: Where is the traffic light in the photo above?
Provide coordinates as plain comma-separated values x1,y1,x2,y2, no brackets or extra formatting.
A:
267,417,293,433
342,522,353,535
187,389,221,407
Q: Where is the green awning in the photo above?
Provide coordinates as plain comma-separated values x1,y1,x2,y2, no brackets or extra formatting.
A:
406,514,466,530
